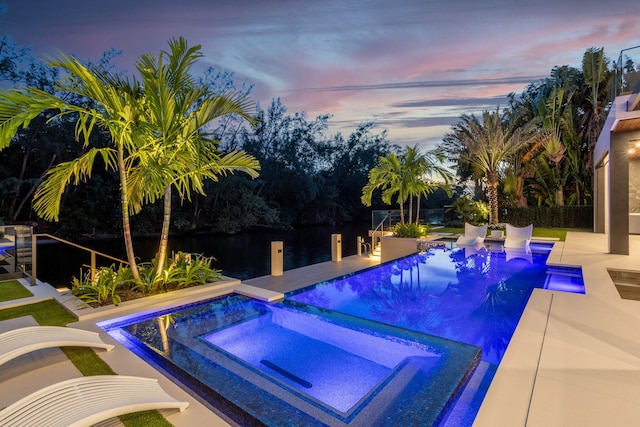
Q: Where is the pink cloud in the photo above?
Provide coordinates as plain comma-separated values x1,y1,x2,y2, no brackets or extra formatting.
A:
4,0,640,147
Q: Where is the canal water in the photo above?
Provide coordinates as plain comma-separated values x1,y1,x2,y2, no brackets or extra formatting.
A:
36,222,372,287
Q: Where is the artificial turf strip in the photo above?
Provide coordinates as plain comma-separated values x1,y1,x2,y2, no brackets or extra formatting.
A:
0,299,174,427
120,410,174,427
0,279,34,302
0,299,75,325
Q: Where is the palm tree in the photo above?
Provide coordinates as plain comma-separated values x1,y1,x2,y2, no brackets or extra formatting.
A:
456,109,531,224
130,37,260,278
403,146,453,224
361,152,406,222
361,146,453,225
0,54,145,279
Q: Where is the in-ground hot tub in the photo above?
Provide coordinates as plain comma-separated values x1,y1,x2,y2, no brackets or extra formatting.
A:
100,294,481,426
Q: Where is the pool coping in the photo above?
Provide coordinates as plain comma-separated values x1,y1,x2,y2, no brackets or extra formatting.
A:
474,232,640,426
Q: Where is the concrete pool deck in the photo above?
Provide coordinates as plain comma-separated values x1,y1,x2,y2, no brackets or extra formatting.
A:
1,231,640,426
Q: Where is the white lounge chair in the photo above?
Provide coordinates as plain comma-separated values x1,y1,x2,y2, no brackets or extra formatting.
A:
0,375,189,427
504,224,533,248
0,326,115,367
456,223,488,246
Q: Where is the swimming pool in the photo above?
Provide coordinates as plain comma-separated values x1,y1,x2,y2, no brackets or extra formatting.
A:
288,242,582,366
99,242,584,426
101,295,481,426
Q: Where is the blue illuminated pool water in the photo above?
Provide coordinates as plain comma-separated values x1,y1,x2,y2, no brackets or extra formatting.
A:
99,242,584,426
101,295,481,426
288,243,582,366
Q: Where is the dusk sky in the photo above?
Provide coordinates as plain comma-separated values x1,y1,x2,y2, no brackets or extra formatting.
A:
2,0,640,150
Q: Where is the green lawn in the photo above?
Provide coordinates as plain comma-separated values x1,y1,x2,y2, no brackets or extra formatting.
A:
0,299,172,427
434,226,591,241
0,279,34,302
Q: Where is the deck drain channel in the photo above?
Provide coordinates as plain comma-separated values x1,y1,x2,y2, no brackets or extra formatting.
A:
260,359,313,388
523,293,554,426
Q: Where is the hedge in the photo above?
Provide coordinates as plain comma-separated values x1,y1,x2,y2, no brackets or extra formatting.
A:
502,206,593,229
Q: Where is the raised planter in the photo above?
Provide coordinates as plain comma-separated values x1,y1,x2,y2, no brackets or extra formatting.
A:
379,236,445,263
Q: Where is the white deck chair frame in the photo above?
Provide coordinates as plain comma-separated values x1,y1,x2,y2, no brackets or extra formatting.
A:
456,223,488,246
0,326,114,367
504,224,533,248
0,375,188,427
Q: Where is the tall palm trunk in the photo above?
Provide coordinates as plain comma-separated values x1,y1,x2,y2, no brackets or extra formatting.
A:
155,185,172,279
408,196,413,224
487,170,500,225
556,188,564,206
118,145,140,280
515,172,527,208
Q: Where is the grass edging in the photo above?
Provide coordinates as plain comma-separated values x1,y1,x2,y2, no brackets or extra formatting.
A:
0,279,34,302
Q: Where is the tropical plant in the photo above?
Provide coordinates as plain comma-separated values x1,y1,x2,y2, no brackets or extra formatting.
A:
581,47,611,169
448,108,544,224
452,195,489,224
71,264,128,306
71,251,221,305
129,37,260,280
361,151,406,221
393,222,428,238
132,251,221,294
362,145,452,224
0,53,145,280
403,145,454,224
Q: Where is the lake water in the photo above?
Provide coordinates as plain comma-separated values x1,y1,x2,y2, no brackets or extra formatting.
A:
36,222,372,287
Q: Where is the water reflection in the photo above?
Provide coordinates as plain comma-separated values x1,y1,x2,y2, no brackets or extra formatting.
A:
290,246,549,365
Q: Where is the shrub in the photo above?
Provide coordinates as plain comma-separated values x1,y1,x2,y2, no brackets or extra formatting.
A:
71,264,127,306
502,206,592,228
393,223,429,238
132,251,222,294
452,196,489,224
71,252,222,306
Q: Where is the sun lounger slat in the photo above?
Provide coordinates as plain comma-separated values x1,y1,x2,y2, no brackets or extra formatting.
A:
0,326,114,367
0,375,189,427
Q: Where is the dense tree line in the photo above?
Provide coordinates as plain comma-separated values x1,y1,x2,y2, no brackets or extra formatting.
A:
0,35,632,238
0,35,396,238
439,47,626,224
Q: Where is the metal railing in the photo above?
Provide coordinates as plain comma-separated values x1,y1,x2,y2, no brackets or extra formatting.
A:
31,233,128,286
615,45,640,97
370,213,390,253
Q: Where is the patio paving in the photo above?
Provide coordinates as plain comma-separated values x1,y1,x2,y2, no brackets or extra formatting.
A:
475,232,640,426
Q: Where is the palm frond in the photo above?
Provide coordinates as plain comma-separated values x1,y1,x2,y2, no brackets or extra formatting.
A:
33,147,117,221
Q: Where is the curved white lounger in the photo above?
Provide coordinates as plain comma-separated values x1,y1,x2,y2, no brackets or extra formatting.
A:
0,326,115,367
456,223,488,246
0,375,189,427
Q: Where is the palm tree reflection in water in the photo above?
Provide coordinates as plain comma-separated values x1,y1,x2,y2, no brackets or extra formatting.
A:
291,246,547,365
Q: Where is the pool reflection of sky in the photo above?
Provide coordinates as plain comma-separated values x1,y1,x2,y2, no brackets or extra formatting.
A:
289,246,552,366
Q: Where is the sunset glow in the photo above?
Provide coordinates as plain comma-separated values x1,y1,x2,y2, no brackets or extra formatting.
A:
3,0,640,148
